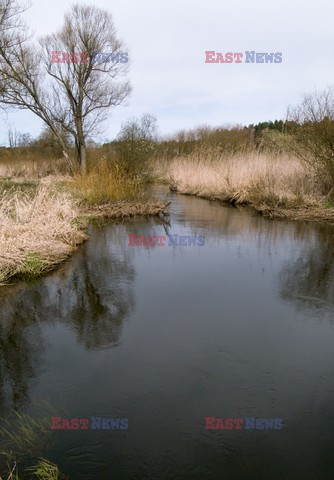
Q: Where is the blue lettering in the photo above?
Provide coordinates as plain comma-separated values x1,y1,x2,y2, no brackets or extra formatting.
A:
168,234,178,246
179,236,187,246
187,236,197,246
120,52,128,63
274,52,282,63
245,417,255,429
91,51,101,64
264,419,274,429
111,419,120,430
91,417,101,429
120,418,128,429
274,418,283,429
245,51,255,63
264,53,274,63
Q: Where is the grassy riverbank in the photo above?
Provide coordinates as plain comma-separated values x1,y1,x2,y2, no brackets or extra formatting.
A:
153,150,334,222
0,172,169,285
1,142,333,285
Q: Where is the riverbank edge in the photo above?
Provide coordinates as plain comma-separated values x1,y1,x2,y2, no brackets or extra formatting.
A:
170,186,334,223
0,198,170,286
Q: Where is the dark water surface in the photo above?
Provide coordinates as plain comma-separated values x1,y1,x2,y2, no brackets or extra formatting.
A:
1,189,334,479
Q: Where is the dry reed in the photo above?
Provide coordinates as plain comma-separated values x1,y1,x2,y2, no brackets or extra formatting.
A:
0,185,86,284
153,149,322,208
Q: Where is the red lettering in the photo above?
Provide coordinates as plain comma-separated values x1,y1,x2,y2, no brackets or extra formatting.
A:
51,51,62,64
62,418,71,429
157,235,166,246
71,53,80,64
224,418,233,429
62,53,70,64
234,418,243,429
80,419,90,429
147,235,156,246
205,417,216,429
70,418,79,429
51,417,62,429
215,53,225,63
234,52,243,63
205,51,216,63
215,418,225,429
80,53,89,64
128,234,139,246
225,52,233,63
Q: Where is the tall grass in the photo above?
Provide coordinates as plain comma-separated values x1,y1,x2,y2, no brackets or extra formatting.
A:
153,148,321,208
27,460,62,480
0,184,86,284
67,160,146,205
0,153,68,179
0,411,50,461
0,459,64,480
0,406,66,480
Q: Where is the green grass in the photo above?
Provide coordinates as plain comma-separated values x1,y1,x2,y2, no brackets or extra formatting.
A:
19,253,45,278
66,162,146,206
0,459,64,480
27,459,62,480
0,412,50,460
0,406,67,480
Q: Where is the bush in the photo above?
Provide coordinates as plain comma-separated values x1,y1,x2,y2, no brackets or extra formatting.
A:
68,160,146,205
104,114,159,176
288,88,334,197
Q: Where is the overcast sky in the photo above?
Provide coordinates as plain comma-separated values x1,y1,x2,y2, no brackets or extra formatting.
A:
0,0,333,144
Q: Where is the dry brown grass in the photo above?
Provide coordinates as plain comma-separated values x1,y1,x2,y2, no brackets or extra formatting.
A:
0,184,87,284
0,154,69,178
0,170,170,284
153,149,323,209
67,161,146,205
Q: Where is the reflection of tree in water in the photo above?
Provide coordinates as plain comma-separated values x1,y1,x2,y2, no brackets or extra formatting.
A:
280,227,334,318
66,230,136,349
0,224,137,411
0,310,44,414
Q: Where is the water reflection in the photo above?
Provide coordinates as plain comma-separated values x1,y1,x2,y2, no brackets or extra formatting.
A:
0,313,43,413
280,226,334,318
0,224,137,411
0,190,333,479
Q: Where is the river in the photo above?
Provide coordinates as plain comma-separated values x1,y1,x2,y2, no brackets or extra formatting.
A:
1,188,334,479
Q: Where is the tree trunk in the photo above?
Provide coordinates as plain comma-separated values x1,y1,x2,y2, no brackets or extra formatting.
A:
80,143,87,175
62,148,74,174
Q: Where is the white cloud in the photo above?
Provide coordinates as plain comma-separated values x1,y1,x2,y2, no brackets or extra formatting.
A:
1,0,333,144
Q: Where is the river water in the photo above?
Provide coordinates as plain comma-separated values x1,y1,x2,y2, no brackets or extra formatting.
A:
0,189,334,479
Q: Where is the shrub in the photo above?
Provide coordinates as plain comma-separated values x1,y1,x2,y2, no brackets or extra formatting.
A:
288,88,334,197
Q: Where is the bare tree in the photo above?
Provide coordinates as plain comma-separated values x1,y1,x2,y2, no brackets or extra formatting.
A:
117,114,159,142
8,126,19,147
288,87,334,198
114,113,158,174
0,0,76,170
0,0,28,101
8,126,31,147
39,4,131,174
0,1,131,174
